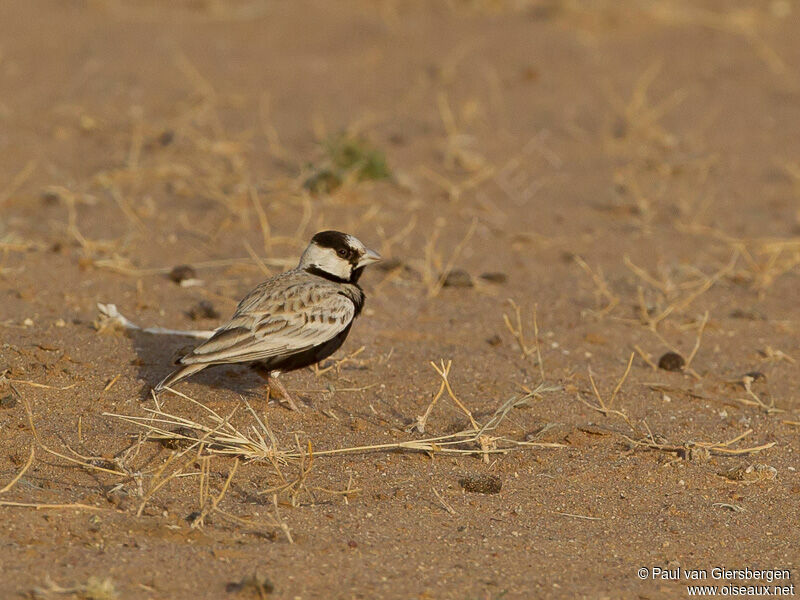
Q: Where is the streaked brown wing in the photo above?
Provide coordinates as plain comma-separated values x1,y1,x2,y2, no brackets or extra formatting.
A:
179,285,355,365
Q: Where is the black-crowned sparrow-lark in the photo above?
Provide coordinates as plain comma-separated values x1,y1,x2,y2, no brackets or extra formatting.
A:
154,231,381,409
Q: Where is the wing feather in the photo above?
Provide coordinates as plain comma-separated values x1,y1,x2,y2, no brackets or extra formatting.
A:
179,281,355,365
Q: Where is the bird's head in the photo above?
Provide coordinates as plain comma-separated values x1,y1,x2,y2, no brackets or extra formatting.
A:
299,231,381,283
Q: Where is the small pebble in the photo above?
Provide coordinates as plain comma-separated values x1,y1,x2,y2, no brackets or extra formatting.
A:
158,130,174,146
441,269,473,288
187,300,220,321
225,573,275,598
459,474,502,494
168,265,196,284
41,189,62,205
479,272,508,284
0,395,18,409
486,334,502,347
729,308,766,321
658,352,685,372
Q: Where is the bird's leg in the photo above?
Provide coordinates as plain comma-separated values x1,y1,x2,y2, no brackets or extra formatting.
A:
256,368,300,410
269,375,300,411
252,365,299,411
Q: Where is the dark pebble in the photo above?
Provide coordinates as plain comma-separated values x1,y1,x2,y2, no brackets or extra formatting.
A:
158,130,174,146
486,334,502,347
0,395,18,409
226,574,275,595
479,272,508,284
658,352,685,372
187,300,220,321
169,265,196,284
561,251,578,263
729,308,766,321
442,269,473,288
459,474,502,494
40,190,61,205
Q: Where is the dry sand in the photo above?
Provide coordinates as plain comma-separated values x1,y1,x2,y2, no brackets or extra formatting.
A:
0,1,798,598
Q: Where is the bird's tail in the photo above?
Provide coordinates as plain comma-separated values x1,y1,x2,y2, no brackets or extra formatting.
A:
154,363,208,393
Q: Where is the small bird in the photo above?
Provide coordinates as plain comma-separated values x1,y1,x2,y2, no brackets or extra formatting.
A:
155,231,381,409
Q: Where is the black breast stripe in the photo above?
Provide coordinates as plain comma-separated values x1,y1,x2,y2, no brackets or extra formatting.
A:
304,265,349,284
338,287,365,317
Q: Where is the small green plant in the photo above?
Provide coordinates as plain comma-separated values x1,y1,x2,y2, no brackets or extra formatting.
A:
303,134,390,194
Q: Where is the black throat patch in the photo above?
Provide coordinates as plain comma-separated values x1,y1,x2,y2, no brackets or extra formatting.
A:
304,265,365,286
304,265,351,284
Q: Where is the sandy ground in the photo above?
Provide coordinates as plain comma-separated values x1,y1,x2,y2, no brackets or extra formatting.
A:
1,1,799,598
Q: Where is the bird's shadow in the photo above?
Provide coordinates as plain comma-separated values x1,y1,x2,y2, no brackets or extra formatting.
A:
128,329,266,401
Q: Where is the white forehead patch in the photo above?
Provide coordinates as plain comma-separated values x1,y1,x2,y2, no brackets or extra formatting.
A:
346,234,364,250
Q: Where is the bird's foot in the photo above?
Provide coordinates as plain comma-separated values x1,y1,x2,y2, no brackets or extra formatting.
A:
268,377,300,412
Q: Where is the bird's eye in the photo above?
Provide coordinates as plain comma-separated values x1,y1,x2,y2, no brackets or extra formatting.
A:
337,248,348,257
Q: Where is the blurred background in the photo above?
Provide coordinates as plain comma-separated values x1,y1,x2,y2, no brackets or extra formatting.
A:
2,1,799,275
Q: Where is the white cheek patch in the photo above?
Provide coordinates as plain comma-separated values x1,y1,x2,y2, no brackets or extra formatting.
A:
301,244,353,279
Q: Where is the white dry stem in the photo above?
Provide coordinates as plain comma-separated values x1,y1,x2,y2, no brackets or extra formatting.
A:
97,303,216,339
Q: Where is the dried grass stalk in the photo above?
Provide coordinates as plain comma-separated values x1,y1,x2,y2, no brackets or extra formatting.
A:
106,384,565,467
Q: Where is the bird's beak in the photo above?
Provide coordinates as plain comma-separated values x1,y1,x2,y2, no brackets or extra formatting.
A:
358,248,382,267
